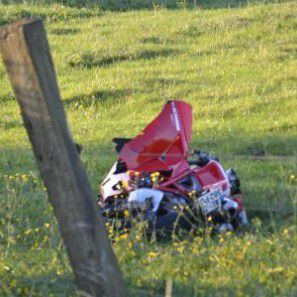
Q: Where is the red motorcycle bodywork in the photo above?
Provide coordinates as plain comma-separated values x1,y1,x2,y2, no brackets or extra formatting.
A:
119,100,191,176
193,161,229,193
119,100,229,197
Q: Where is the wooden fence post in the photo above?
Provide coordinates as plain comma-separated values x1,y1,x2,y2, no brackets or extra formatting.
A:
0,19,128,297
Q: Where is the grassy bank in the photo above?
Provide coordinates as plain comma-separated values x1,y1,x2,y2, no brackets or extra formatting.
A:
0,0,283,11
0,1,296,295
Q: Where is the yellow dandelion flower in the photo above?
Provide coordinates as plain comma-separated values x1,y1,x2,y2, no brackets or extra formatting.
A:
148,251,158,258
119,233,128,240
283,228,289,235
44,223,50,228
114,236,120,242
24,229,31,235
21,174,28,182
267,267,285,274
191,247,198,253
177,246,184,253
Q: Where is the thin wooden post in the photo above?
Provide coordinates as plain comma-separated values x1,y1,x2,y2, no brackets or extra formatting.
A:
0,19,128,297
165,278,173,297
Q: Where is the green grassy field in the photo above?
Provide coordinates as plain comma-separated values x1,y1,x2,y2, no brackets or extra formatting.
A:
0,1,297,296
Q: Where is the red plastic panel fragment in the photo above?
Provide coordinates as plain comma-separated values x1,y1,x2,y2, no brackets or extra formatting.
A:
119,100,192,174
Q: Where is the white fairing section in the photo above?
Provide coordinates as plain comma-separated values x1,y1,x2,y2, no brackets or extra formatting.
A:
128,188,164,212
238,211,249,225
100,162,130,201
222,197,238,212
218,223,234,233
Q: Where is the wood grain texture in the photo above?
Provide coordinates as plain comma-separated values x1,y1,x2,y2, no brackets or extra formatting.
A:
0,19,127,297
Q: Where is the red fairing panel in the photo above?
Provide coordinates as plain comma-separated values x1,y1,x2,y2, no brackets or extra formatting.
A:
119,100,192,174
194,161,230,195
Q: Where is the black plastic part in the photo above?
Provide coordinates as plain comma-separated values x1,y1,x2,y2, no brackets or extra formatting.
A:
112,138,132,153
228,168,241,195
114,161,128,174
189,150,220,167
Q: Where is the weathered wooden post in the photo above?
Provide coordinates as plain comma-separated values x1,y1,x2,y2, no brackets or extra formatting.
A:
0,19,128,297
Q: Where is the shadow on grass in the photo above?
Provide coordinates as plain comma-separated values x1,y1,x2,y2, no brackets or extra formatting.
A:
0,0,285,20
139,36,164,44
0,120,22,130
233,135,297,157
64,89,133,108
191,132,297,156
68,49,178,69
0,270,75,297
26,0,250,11
50,28,81,35
189,0,248,10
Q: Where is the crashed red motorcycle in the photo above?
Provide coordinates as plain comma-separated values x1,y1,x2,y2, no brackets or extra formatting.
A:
98,100,248,235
